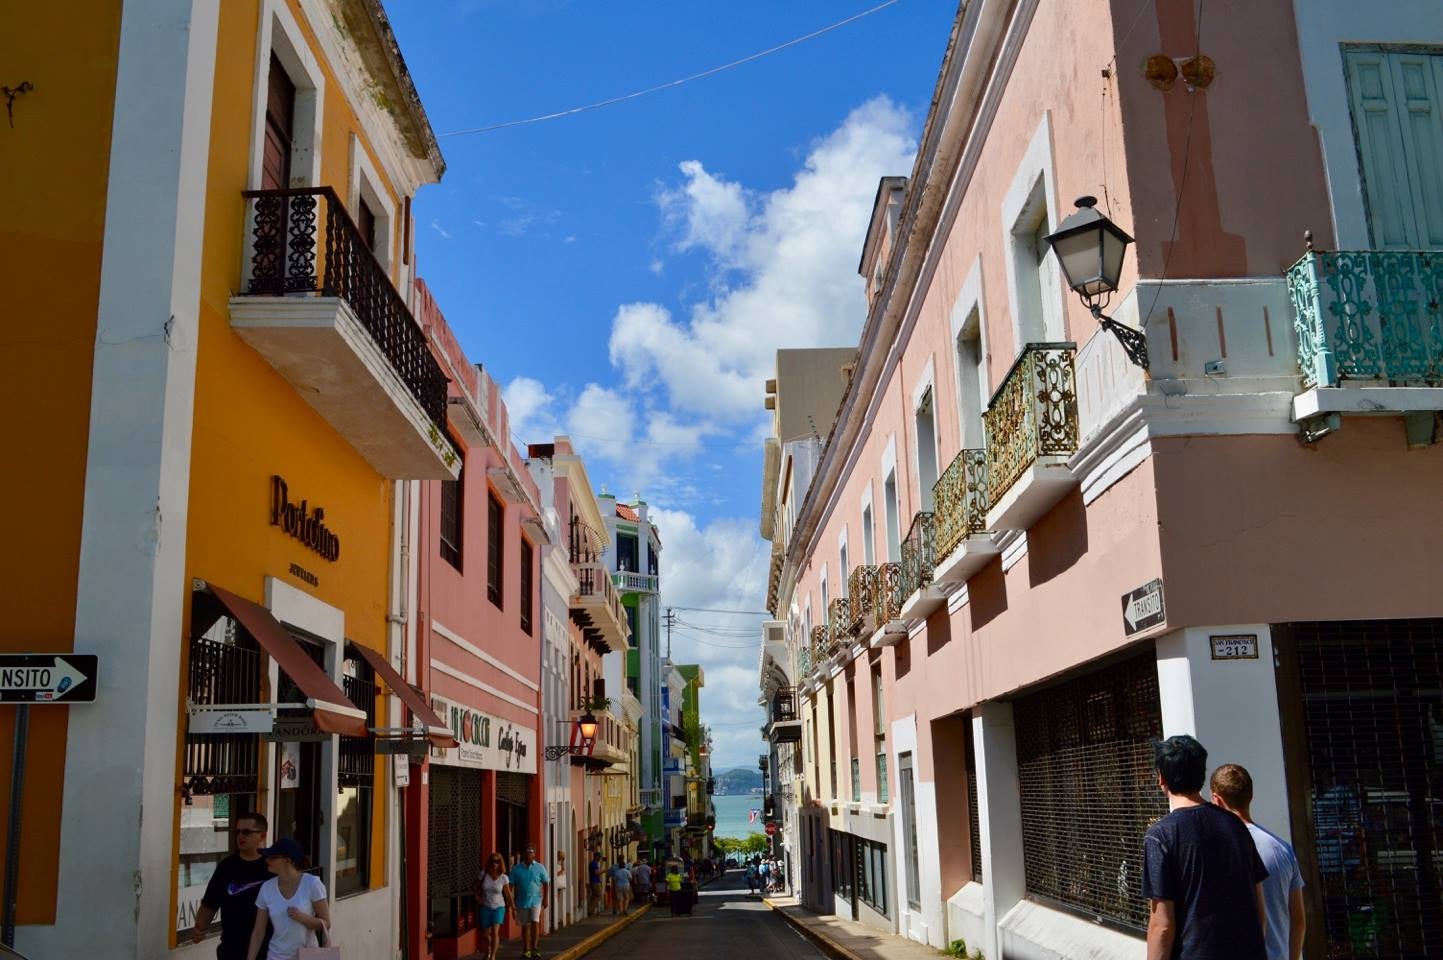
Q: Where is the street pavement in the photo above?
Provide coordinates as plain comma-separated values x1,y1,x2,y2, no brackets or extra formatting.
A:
577,873,828,960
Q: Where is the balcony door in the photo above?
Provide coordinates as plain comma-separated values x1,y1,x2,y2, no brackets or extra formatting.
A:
263,53,295,191
1346,48,1443,250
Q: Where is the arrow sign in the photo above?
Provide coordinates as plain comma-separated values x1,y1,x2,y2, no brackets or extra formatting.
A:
0,654,99,704
1121,579,1165,636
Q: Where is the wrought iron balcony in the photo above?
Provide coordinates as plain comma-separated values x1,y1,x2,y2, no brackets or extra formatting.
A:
984,343,1079,531
810,625,829,668
571,563,628,654
231,187,456,479
768,686,801,744
893,512,944,620
1288,246,1443,392
931,448,997,585
847,565,880,636
827,597,852,655
798,645,813,681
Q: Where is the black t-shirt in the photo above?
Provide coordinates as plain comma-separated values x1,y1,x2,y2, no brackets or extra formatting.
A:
1142,803,1268,960
201,853,273,954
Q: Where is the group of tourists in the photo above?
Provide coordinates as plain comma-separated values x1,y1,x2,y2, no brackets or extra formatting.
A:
743,856,783,895
1145,734,1305,960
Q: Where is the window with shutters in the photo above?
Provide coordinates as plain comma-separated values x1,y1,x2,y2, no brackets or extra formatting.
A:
1013,651,1167,931
519,538,534,636
1344,48,1443,250
263,54,295,190
487,492,503,608
440,474,462,571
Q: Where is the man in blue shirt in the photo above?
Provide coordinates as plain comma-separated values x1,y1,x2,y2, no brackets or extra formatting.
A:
508,845,550,959
1211,763,1306,960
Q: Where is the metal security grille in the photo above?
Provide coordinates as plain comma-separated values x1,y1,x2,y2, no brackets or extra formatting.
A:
339,649,377,788
1013,651,1166,931
1294,619,1443,959
184,613,262,795
965,715,982,883
497,770,529,805
428,767,482,897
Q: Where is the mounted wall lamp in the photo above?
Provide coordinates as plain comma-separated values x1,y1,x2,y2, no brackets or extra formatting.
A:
1044,196,1149,368
544,711,599,761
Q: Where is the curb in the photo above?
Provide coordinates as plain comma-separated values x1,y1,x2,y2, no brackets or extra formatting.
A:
762,899,865,960
551,903,651,960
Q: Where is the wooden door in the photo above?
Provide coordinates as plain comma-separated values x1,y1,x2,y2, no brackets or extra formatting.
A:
262,53,294,191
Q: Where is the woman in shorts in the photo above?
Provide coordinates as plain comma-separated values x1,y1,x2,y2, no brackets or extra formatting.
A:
475,852,515,960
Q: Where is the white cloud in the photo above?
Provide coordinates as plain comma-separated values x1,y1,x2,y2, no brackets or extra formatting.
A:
609,96,916,422
503,375,561,444
566,383,635,465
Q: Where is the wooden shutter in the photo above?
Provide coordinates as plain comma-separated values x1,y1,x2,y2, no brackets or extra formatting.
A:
1345,49,1443,250
262,54,295,191
357,197,377,253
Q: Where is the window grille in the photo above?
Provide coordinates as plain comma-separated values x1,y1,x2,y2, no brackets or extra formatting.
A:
965,715,982,883
851,757,861,802
1292,619,1443,959
1013,651,1165,931
876,752,888,804
183,611,262,795
339,649,377,787
428,766,481,899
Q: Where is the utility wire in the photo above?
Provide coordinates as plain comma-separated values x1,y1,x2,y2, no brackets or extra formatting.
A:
668,606,771,616
438,0,906,138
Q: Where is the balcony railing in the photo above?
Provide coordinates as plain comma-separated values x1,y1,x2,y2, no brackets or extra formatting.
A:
893,512,936,609
934,448,989,559
827,597,851,653
613,570,659,594
810,626,828,667
798,645,813,680
984,343,1078,505
240,187,448,430
770,687,798,724
1288,247,1443,389
569,516,605,565
848,565,880,635
874,562,901,624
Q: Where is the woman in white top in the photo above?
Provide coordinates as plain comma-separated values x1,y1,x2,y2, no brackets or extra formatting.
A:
246,838,331,960
473,851,515,960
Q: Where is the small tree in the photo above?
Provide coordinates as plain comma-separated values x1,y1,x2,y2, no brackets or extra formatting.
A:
741,832,769,855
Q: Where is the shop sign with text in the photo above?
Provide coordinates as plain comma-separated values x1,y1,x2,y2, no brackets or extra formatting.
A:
429,693,536,774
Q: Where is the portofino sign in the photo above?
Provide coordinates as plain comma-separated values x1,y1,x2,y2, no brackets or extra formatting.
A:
270,475,341,562
429,693,536,774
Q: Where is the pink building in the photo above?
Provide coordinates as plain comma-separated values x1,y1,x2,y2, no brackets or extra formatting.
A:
761,3,1443,959
407,281,547,960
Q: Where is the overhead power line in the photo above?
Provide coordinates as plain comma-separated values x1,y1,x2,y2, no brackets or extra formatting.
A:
438,0,906,138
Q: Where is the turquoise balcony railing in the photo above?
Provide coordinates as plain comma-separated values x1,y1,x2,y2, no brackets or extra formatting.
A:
1287,247,1443,389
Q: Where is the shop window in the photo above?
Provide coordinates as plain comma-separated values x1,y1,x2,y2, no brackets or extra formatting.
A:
440,473,462,570
177,602,263,937
428,766,482,937
497,772,531,863
274,635,328,885
337,646,377,897
1013,650,1166,931
520,538,534,635
487,492,503,608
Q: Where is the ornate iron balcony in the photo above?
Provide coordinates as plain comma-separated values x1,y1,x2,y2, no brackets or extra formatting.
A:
827,597,851,652
934,448,989,559
984,343,1078,505
874,562,901,624
240,187,449,431
848,565,880,635
893,512,936,609
810,626,828,667
798,645,813,680
1287,246,1443,389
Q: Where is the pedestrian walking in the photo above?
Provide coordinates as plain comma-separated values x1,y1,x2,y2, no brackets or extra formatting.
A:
759,859,771,893
244,838,331,960
1143,735,1267,960
666,864,686,916
745,860,758,894
508,844,551,959
474,852,515,960
633,858,653,905
588,852,604,917
191,812,273,959
1210,763,1307,960
609,860,633,914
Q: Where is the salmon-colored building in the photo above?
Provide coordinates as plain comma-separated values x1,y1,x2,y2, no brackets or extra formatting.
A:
761,3,1443,959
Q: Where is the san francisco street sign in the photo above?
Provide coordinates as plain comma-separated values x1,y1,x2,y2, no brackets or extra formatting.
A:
0,654,98,704
1121,579,1165,636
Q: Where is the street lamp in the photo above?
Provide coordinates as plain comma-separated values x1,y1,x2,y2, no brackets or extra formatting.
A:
577,711,599,742
544,712,600,761
1044,196,1148,369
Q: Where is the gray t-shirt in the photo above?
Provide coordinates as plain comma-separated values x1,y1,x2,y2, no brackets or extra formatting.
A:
1247,823,1304,960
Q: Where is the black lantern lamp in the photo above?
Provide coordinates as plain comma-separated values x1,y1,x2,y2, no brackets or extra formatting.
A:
545,711,601,761
1044,196,1148,368
577,711,599,742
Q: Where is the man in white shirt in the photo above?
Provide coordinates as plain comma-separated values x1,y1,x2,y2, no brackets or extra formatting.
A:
1210,763,1306,960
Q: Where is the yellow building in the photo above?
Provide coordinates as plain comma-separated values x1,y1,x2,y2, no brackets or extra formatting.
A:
2,2,449,957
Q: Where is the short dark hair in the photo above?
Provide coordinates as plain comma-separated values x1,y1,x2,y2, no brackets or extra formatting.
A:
236,811,268,832
1209,763,1254,809
1154,735,1208,794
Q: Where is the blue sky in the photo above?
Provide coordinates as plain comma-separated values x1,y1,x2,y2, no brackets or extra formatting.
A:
388,0,954,771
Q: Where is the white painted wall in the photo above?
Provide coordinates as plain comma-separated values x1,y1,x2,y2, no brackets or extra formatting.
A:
890,716,946,947
973,704,1025,960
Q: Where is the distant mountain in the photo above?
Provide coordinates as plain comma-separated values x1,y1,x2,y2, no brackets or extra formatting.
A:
714,767,763,795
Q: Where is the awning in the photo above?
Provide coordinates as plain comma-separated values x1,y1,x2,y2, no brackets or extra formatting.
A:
206,584,368,737
350,642,457,748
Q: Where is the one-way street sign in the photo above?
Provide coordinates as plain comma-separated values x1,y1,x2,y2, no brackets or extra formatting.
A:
1122,579,1166,636
0,654,99,704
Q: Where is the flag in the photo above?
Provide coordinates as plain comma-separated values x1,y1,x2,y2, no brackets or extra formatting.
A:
748,809,759,824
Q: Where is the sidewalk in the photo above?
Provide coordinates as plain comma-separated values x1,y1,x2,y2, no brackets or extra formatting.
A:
461,903,651,960
764,896,943,960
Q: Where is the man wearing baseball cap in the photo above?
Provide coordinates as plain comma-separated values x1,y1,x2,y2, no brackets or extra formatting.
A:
508,845,550,959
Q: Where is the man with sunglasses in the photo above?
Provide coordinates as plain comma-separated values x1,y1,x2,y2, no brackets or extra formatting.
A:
191,812,273,959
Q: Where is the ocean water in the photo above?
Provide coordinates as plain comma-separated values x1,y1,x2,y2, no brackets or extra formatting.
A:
712,792,766,839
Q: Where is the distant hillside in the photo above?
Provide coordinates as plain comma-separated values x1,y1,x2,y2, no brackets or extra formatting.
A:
714,767,762,795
